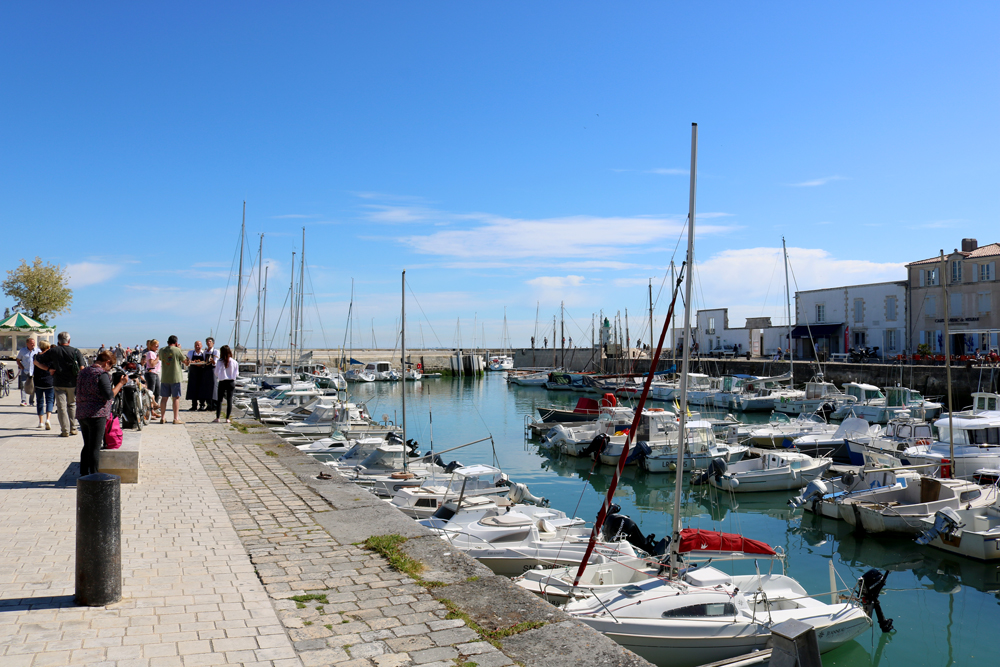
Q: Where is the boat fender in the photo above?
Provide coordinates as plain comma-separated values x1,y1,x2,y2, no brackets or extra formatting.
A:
841,471,856,488
858,569,894,632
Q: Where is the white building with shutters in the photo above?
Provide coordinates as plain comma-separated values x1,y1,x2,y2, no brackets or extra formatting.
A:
907,238,1000,355
793,281,908,359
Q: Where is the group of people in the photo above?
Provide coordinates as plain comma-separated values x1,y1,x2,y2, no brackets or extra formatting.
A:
12,332,240,478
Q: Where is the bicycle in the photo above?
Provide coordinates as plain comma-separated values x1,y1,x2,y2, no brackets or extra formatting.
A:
0,364,13,398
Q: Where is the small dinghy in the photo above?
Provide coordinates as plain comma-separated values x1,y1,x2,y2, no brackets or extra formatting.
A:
698,451,832,493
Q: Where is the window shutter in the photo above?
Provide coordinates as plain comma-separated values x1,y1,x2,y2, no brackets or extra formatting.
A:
919,270,924,287
971,264,978,282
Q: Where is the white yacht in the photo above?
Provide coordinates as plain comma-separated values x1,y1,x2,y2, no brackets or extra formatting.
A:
745,412,837,449
704,450,832,493
366,361,400,381
487,354,514,371
773,376,856,416
345,365,376,382
641,421,749,473
900,411,1000,479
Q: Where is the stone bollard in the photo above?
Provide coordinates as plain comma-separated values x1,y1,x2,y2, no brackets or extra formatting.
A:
75,473,122,606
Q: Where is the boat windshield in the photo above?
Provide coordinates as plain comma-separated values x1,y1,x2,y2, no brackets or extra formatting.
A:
661,602,737,618
936,427,969,445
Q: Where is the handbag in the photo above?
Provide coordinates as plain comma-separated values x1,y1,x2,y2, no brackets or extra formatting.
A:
24,374,34,395
103,414,123,450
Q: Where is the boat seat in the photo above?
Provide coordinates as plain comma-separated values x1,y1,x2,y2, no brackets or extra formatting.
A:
538,519,556,533
481,514,533,527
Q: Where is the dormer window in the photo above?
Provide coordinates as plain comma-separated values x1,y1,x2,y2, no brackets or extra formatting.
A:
951,260,963,283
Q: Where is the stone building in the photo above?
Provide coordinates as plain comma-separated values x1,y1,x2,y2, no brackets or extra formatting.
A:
794,281,908,359
907,238,1000,354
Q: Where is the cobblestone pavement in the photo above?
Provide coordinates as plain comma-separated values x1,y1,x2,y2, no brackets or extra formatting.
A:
186,421,516,667
0,393,298,667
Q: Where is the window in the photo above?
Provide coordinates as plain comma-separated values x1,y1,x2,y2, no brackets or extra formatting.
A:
886,296,897,321
661,603,737,618
979,292,992,315
816,304,825,322
949,293,962,317
853,298,864,323
925,295,936,317
854,331,866,346
886,329,897,351
951,261,963,283
981,262,995,281
919,331,926,346
925,268,939,286
707,317,715,335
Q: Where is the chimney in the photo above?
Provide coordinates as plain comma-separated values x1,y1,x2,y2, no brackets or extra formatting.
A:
962,238,978,252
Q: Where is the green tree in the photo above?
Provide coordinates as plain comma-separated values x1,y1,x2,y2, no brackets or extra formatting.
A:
2,257,73,322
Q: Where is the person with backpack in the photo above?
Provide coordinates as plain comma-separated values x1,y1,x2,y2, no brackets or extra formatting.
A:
76,351,128,476
33,331,87,437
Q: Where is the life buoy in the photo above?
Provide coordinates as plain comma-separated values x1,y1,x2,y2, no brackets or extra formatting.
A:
915,438,931,446
390,472,416,480
648,408,665,412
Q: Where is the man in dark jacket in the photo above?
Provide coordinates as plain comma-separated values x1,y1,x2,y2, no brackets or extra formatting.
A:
34,331,87,437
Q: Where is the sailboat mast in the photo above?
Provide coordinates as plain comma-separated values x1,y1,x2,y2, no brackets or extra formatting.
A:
297,228,305,374
649,280,655,365
262,266,268,368
782,237,794,387
257,233,264,368
235,201,246,350
670,261,676,362
560,301,565,365
670,122,698,573
288,251,295,380
941,250,955,471
401,270,408,472
552,315,557,368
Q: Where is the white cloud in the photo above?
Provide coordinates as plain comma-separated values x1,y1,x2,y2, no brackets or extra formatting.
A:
65,262,124,287
646,168,689,175
786,176,848,187
399,213,733,259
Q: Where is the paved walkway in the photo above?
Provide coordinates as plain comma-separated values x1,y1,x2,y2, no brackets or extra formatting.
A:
0,393,298,667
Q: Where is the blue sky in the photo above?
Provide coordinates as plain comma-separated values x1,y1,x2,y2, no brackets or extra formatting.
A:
1,2,997,350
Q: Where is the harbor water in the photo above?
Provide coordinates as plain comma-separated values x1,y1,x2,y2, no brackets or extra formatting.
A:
344,374,999,667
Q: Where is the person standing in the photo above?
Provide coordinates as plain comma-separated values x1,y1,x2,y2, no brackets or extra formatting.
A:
143,339,162,420
185,341,209,411
203,337,221,412
213,345,238,423
15,337,38,407
32,341,55,429
76,351,127,476
33,332,87,437
158,335,189,424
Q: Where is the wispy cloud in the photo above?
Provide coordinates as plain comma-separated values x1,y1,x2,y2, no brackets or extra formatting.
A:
646,168,689,175
919,219,963,229
786,175,848,187
65,262,124,287
191,262,228,268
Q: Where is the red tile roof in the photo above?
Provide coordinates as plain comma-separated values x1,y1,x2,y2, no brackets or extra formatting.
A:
907,242,1000,266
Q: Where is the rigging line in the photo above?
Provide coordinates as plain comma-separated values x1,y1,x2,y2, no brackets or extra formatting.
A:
406,284,446,348
759,253,781,318
303,263,332,353
215,231,244,344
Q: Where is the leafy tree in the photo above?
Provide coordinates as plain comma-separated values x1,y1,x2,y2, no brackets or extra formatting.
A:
2,257,73,321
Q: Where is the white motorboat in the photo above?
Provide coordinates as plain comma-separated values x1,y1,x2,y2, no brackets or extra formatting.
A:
404,365,422,380
563,561,872,667
682,374,716,406
641,421,749,473
488,354,514,371
916,496,1000,561
788,417,876,463
900,411,1000,479
746,412,837,449
364,361,400,381
773,376,857,416
541,405,635,456
704,451,832,493
843,477,997,534
844,417,935,465
507,370,550,386
789,453,923,520
388,464,513,519
420,497,643,577
345,365,376,382
269,401,340,436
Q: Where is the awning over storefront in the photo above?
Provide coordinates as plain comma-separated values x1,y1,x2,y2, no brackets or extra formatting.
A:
790,323,843,338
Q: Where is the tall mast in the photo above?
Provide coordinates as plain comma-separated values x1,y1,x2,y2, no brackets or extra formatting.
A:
297,227,306,373
941,251,955,471
257,233,264,368
235,201,246,350
670,261,676,362
670,122,698,573
782,237,794,388
649,280,655,364
288,251,295,380
552,315,557,368
401,270,408,472
560,301,565,365
262,266,268,368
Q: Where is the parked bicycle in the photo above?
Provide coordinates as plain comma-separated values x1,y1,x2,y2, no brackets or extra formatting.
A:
111,357,153,431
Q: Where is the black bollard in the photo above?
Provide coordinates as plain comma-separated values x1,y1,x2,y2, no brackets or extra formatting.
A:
75,473,122,606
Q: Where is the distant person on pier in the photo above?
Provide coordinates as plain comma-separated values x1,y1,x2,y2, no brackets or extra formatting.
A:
98,344,106,355
15,336,38,407
213,345,238,423
544,337,548,348
144,339,162,420
75,351,127,476
158,335,190,424
33,332,86,437
203,337,220,412
32,340,55,429
568,337,573,348
185,341,211,411
531,336,535,349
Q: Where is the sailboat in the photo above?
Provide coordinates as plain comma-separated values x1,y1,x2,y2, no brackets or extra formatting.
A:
561,125,881,666
488,308,515,371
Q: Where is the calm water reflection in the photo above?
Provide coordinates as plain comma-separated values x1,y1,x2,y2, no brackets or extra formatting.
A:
345,374,1000,667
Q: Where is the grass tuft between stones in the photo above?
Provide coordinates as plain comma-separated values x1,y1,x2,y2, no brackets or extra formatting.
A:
363,534,424,577
289,593,329,610
438,598,545,649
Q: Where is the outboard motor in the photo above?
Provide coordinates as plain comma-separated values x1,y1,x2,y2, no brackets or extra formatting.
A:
858,569,894,632
602,504,665,555
443,460,464,474
789,479,830,509
507,482,549,507
692,457,728,486
582,434,610,463
916,507,964,546
406,438,420,456
386,432,403,445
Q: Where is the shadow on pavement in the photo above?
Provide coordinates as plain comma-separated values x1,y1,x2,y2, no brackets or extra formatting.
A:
0,462,79,489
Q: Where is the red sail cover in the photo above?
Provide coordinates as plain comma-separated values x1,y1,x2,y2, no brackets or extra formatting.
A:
678,529,776,556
